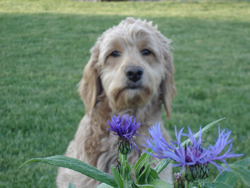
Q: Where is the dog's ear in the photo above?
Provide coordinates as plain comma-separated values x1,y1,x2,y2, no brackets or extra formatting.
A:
78,44,102,114
159,38,176,120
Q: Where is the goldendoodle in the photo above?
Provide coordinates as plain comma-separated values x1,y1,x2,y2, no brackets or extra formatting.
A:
56,17,176,188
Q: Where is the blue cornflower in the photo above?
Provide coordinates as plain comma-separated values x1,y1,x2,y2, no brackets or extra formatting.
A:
198,127,243,173
144,124,243,181
144,123,196,174
107,114,141,154
183,126,203,162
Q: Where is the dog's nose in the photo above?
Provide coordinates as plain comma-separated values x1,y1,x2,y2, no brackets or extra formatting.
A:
124,66,144,82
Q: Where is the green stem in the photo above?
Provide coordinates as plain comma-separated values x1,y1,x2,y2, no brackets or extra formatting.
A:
123,167,129,188
121,154,128,163
120,153,130,188
189,182,193,188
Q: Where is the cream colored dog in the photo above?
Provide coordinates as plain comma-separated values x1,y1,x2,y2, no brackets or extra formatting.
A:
56,17,176,188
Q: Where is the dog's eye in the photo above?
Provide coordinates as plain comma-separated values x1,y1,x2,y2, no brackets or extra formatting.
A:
109,51,120,57
141,49,152,56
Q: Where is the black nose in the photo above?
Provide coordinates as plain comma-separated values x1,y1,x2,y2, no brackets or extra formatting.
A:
124,66,144,82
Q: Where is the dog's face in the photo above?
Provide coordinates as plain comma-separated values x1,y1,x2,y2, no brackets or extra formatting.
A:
99,27,166,110
79,17,176,119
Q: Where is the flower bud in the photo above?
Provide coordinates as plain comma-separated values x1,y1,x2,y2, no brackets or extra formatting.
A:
174,173,185,188
198,164,210,179
184,165,198,182
118,137,132,155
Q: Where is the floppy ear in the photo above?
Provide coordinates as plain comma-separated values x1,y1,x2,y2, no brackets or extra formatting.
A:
78,45,102,114
160,38,176,120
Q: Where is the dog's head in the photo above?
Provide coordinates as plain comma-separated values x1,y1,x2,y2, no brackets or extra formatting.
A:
78,17,176,119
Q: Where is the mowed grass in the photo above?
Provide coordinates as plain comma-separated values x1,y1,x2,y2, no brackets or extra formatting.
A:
0,0,249,187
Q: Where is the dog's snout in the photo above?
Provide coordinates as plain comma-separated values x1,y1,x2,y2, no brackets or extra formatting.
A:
124,66,144,82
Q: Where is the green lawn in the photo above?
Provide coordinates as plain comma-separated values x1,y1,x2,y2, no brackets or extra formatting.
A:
0,0,249,187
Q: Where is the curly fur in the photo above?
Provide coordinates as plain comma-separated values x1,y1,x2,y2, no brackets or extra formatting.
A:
56,17,176,188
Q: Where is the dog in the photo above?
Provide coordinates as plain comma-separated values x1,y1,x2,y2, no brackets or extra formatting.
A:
56,17,176,188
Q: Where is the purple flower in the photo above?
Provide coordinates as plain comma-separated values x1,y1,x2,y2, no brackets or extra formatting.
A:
144,124,197,174
144,124,243,178
183,126,204,164
199,127,243,173
107,114,141,154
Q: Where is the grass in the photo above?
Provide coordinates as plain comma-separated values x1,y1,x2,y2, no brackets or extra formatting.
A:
0,0,249,187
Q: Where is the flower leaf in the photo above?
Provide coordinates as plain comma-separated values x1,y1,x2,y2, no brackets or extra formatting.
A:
135,184,154,188
111,165,123,188
214,157,250,186
232,157,250,169
214,170,238,187
138,165,151,183
225,163,250,187
204,182,233,188
154,158,171,174
134,148,153,178
148,169,159,180
150,179,172,188
96,183,114,188
20,155,117,187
